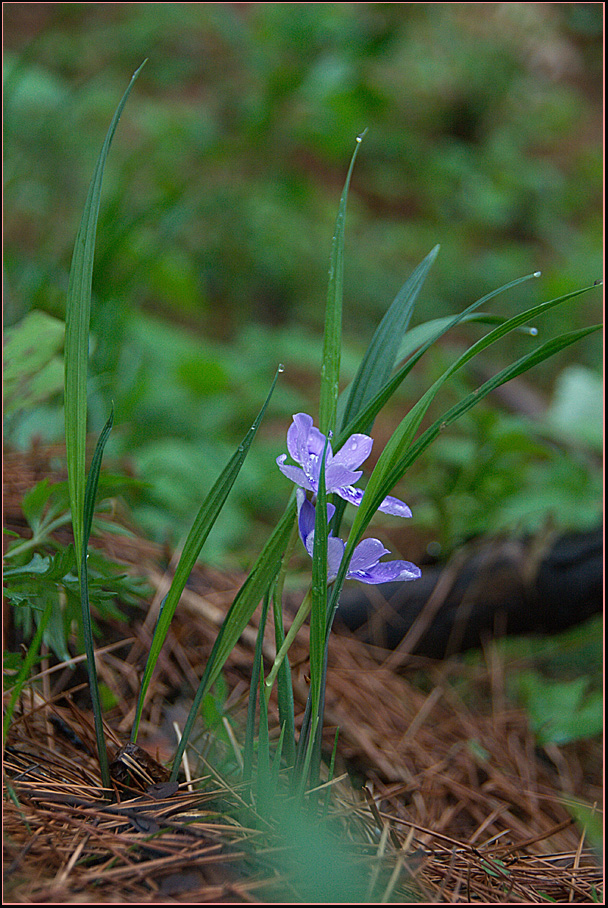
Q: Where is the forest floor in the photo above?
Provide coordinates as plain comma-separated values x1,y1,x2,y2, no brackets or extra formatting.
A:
3,445,603,903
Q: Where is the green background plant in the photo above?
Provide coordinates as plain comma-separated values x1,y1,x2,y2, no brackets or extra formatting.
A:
2,4,602,870
3,3,602,567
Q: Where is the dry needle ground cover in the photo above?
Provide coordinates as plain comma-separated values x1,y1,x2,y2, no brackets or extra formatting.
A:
3,446,603,903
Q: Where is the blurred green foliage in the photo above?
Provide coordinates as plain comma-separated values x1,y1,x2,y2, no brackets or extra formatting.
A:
501,613,602,756
514,671,602,745
3,3,603,564
3,468,150,666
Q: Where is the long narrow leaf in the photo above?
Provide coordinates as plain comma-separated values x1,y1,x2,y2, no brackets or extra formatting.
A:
327,319,601,629
267,516,300,767
334,271,542,452
338,243,440,434
132,366,282,742
396,311,538,365
80,407,115,789
319,131,366,435
348,284,598,548
326,288,599,629
307,439,330,780
272,584,296,768
264,587,312,701
64,61,146,573
329,271,540,537
255,653,271,811
3,598,54,745
377,323,602,498
243,591,271,786
169,499,296,780
307,637,331,793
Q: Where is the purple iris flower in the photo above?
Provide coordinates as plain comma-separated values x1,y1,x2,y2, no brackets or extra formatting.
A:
276,413,412,518
296,490,421,585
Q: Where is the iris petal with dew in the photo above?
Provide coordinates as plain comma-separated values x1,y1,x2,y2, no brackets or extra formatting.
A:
276,413,412,518
296,490,421,585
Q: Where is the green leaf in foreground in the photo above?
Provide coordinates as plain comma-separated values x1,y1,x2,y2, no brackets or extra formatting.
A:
338,243,440,435
170,499,296,781
3,598,54,746
79,407,115,789
132,366,283,744
319,131,366,436
348,287,600,551
335,270,543,450
64,60,146,575
327,320,601,630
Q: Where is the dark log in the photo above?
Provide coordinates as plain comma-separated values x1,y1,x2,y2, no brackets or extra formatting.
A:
334,526,603,658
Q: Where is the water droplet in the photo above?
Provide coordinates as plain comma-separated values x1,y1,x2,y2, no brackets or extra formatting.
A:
529,327,538,336
533,271,541,278
278,363,285,373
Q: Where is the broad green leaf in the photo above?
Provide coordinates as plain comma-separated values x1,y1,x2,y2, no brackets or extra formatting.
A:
133,367,282,744
3,311,65,417
318,131,366,435
544,365,603,452
3,310,64,381
64,61,146,574
563,798,603,852
2,547,75,582
514,673,603,745
20,480,55,530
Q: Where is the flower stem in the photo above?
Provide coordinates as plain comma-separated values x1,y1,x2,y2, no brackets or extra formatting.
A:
264,588,312,704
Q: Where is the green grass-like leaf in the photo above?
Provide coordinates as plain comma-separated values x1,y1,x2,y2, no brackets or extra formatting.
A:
335,271,543,450
306,438,330,785
64,61,146,574
271,575,297,768
2,597,54,745
327,314,600,630
255,652,271,811
331,242,439,536
132,366,283,743
243,592,271,786
170,498,296,781
337,243,440,435
348,286,599,551
79,407,115,788
318,131,366,435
